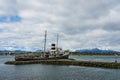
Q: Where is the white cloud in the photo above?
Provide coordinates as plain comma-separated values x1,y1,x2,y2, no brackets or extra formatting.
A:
0,0,120,51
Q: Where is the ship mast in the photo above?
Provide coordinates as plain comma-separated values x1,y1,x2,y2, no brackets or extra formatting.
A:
56,34,59,49
56,33,59,54
44,30,47,56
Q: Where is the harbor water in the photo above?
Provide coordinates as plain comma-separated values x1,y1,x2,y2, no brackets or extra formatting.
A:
0,56,120,80
70,55,120,62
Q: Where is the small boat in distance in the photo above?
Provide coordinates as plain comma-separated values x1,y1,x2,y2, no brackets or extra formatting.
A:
15,31,69,61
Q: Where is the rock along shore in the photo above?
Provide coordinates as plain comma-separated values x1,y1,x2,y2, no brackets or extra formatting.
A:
5,59,120,69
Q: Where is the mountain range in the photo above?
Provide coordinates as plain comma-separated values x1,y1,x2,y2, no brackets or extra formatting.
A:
0,49,43,53
75,48,119,53
0,48,119,54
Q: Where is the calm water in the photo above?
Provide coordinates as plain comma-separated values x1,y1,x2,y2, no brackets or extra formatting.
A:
0,56,120,80
70,55,120,62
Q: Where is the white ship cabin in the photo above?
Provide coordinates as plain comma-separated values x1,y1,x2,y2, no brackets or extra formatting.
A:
49,43,64,57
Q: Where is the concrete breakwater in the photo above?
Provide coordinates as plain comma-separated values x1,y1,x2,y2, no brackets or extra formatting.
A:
5,59,120,69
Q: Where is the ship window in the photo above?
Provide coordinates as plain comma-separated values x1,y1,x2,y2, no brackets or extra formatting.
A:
51,44,55,46
51,48,55,49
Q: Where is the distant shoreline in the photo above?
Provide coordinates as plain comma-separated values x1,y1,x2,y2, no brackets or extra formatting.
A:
0,52,120,56
70,54,120,56
70,52,120,56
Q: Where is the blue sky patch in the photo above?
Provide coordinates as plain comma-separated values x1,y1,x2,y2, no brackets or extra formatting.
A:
0,15,21,23
0,29,3,32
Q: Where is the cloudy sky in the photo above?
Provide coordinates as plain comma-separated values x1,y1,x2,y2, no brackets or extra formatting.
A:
0,0,120,51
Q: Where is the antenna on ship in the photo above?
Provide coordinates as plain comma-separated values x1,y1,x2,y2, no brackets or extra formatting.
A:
44,30,47,57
